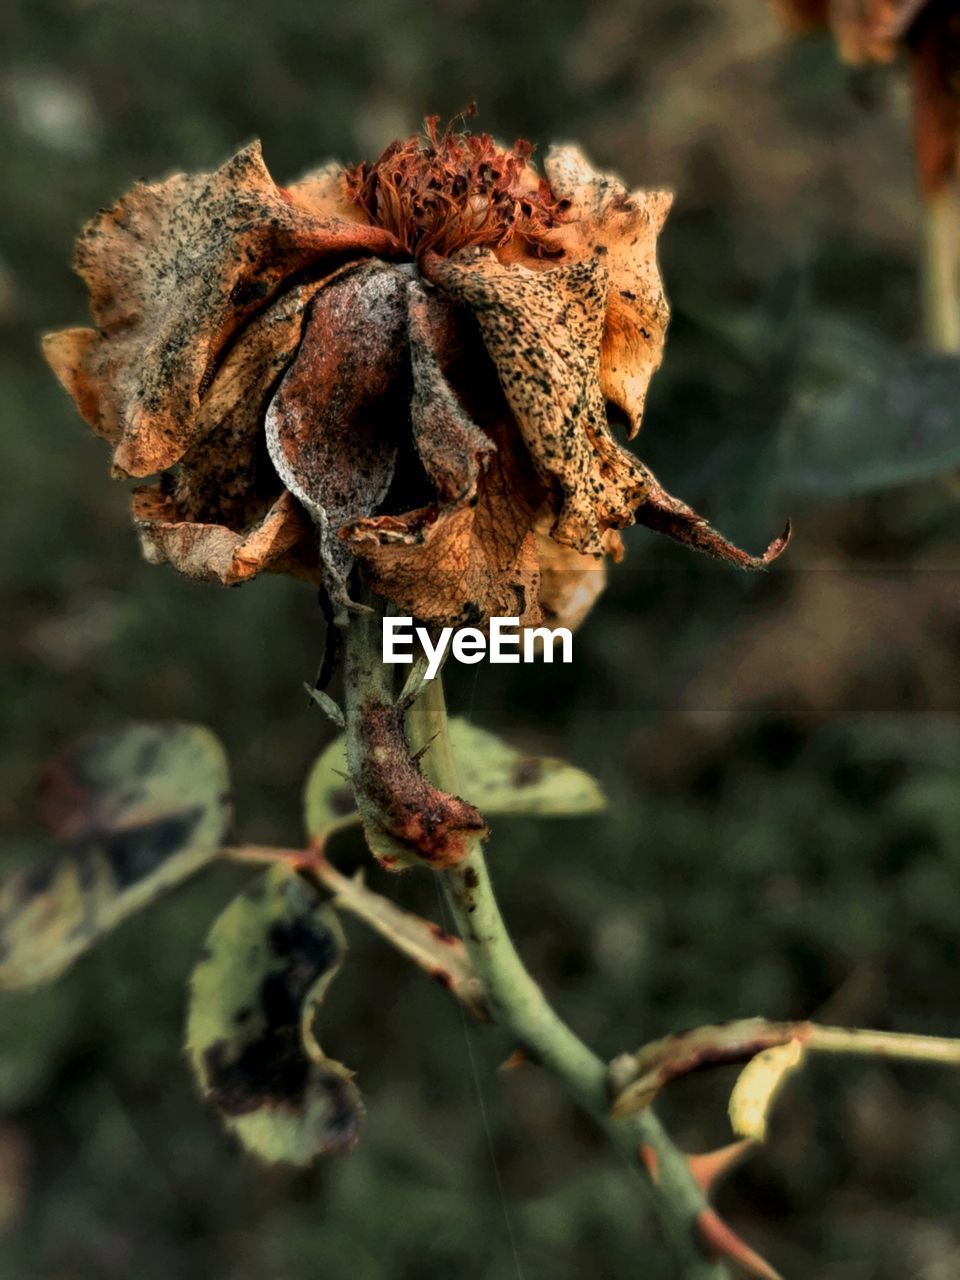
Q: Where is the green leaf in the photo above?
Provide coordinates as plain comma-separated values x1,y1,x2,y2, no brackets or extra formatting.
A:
185,864,362,1165
0,723,231,990
302,735,359,842
446,719,606,818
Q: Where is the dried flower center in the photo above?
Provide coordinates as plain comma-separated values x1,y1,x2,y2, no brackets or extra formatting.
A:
344,113,565,258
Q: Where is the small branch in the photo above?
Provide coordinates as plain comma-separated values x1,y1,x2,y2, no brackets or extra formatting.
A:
808,1023,960,1065
610,1016,960,1121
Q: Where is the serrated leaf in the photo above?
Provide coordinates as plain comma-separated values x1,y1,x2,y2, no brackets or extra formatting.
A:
446,719,606,817
0,723,231,990
729,1040,806,1142
186,864,361,1165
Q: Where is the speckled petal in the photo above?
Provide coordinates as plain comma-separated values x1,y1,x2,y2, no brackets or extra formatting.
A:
44,142,403,478
536,534,608,633
264,263,408,603
166,276,335,531
132,488,311,585
542,145,671,439
423,247,646,555
407,279,495,503
344,413,543,627
284,160,372,223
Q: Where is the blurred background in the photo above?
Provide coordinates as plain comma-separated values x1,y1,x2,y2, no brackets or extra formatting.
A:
3,0,960,1276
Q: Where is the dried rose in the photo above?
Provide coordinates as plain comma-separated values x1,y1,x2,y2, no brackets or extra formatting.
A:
44,118,787,630
769,0,960,194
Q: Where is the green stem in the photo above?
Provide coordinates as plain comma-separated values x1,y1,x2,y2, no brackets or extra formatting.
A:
405,674,726,1280
921,183,960,352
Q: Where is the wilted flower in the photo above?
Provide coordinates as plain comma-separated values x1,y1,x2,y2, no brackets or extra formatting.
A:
769,0,960,193
44,116,787,629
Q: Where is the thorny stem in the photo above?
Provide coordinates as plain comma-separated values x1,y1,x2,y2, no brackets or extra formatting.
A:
359,648,727,1277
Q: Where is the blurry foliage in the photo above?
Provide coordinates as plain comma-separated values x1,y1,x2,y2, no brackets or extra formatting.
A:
2,0,960,1277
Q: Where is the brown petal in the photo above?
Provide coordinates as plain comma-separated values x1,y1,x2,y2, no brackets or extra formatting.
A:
168,277,334,530
284,161,372,223
542,145,672,438
423,248,645,555
46,142,403,477
42,328,111,442
132,487,310,585
264,263,409,604
344,412,544,627
407,279,495,503
535,533,607,633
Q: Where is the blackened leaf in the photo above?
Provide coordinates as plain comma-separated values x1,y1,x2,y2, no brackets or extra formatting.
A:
186,865,362,1165
445,719,606,817
0,724,231,990
783,344,960,499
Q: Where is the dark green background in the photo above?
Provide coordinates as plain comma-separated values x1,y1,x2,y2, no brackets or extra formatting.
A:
3,1,960,1276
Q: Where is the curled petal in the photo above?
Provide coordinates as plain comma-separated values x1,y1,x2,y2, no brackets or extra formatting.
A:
265,264,409,603
424,248,645,555
44,142,403,477
345,504,541,629
284,160,371,223
344,408,544,627
43,328,111,442
132,488,311,585
407,279,495,504
542,145,671,438
169,277,334,530
634,469,791,570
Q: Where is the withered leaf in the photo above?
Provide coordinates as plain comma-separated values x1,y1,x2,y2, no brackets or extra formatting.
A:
265,263,408,602
609,1018,813,1116
0,724,231,990
43,142,403,477
542,145,672,438
309,852,487,1019
728,1040,807,1142
186,865,362,1166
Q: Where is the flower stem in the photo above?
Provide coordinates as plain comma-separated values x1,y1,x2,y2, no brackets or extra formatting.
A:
405,674,727,1280
921,183,960,352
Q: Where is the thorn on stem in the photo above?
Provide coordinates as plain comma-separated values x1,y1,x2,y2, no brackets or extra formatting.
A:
696,1208,783,1280
687,1139,756,1194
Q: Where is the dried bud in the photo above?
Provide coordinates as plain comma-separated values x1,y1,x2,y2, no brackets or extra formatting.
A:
45,121,786,630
